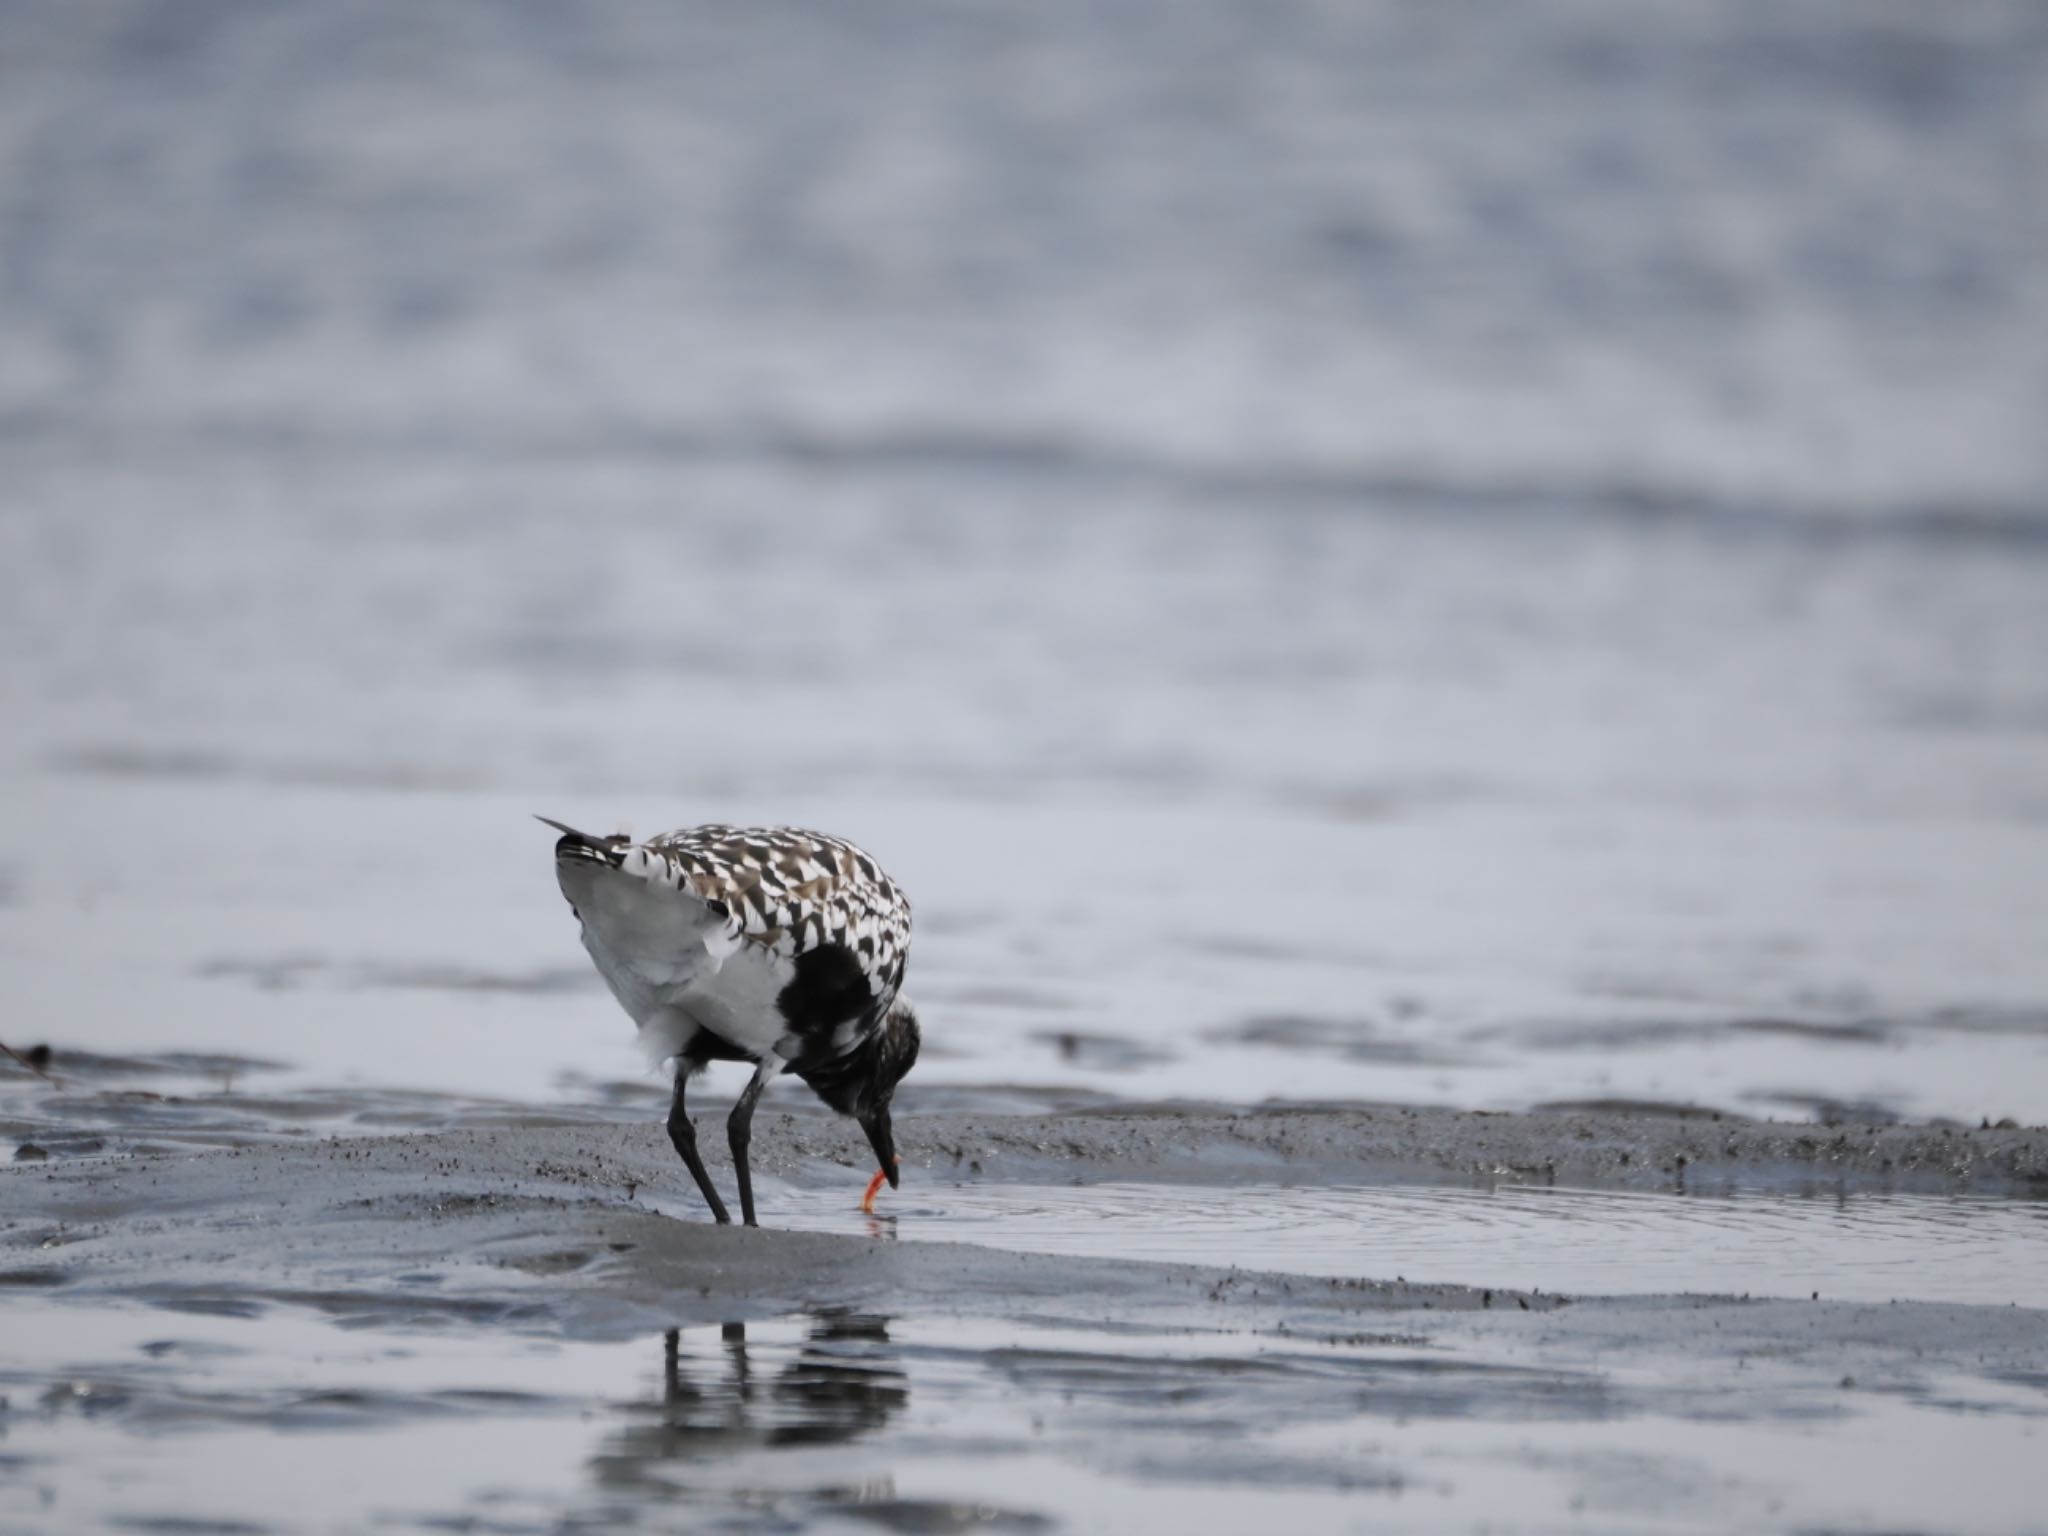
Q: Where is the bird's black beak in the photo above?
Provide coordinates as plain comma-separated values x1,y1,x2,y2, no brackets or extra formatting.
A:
859,1107,900,1188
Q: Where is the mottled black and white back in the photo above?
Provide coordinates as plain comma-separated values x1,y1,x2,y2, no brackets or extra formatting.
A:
544,817,920,1226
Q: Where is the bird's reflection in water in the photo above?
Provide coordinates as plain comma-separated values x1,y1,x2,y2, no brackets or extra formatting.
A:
590,1311,908,1497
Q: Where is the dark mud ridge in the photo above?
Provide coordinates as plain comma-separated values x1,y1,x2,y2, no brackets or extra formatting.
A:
733,1102,2046,1196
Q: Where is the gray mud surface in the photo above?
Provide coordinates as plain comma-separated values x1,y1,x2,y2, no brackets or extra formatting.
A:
844,1103,2048,1196
6,1108,2046,1532
6,1107,2043,1335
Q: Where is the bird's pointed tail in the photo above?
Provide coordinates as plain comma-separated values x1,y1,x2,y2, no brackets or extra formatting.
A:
535,815,627,869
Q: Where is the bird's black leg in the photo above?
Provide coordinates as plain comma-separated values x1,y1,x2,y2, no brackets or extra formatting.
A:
667,1058,731,1224
727,1057,780,1228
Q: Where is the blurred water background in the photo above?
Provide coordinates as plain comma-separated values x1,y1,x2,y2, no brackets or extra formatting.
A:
4,0,2048,1133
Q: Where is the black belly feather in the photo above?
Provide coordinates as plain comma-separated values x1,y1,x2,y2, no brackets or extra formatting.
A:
778,942,896,1115
680,1031,758,1066
775,943,877,1055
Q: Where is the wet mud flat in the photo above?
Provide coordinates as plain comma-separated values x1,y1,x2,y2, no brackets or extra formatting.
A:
4,1110,2046,1534
748,1101,2048,1198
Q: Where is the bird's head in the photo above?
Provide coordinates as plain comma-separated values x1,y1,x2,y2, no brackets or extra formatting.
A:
855,996,920,1192
875,994,921,1097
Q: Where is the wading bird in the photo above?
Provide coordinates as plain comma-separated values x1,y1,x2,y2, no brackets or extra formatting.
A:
543,818,919,1226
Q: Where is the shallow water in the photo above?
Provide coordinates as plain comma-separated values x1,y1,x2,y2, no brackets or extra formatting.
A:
3,1299,2043,1536
3,6,2048,1130
767,1179,2048,1310
7,757,2048,1131
6,0,2047,515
